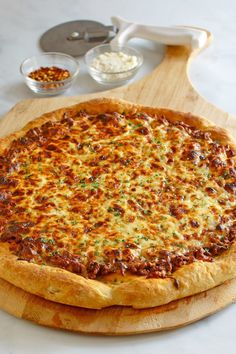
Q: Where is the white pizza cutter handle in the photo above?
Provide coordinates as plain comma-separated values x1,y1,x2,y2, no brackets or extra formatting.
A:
111,16,208,50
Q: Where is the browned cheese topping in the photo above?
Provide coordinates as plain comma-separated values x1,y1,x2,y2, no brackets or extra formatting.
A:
0,110,236,279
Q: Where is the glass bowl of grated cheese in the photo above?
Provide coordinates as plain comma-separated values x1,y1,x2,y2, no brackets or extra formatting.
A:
85,44,143,85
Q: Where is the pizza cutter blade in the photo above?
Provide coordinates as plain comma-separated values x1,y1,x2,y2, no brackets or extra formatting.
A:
40,20,117,57
40,17,209,58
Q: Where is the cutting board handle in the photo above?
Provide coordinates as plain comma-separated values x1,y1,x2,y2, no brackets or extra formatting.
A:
3,23,235,142
111,16,209,50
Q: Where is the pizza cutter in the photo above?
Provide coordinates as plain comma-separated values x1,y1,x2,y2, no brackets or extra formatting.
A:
40,20,117,56
40,16,208,57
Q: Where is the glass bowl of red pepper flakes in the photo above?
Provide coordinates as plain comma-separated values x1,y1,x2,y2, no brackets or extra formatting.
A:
20,52,80,95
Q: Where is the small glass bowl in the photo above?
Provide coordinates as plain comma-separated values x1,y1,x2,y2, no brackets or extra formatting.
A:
20,52,80,95
85,44,143,85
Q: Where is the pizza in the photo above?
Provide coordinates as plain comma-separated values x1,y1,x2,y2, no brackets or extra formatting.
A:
0,98,236,310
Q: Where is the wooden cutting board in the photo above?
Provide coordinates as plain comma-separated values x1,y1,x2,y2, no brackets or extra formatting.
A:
0,277,236,335
1,29,236,335
1,31,236,138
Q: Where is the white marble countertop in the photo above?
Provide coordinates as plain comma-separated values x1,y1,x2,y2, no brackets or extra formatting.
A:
0,0,236,353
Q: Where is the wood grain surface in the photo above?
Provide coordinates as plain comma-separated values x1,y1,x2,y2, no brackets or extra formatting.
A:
0,29,236,334
0,277,236,335
1,33,236,139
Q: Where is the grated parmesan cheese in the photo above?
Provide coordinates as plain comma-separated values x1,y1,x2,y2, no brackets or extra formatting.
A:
91,51,138,73
90,51,139,83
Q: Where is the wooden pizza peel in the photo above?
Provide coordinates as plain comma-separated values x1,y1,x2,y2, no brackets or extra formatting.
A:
0,277,236,335
0,28,236,335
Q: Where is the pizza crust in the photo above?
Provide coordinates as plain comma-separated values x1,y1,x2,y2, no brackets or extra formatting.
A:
0,97,236,309
0,244,236,309
1,97,235,150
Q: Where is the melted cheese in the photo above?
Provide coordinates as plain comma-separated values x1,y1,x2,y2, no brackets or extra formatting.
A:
1,111,236,272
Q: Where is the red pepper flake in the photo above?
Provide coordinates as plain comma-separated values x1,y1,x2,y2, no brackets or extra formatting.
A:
28,66,71,82
28,66,71,90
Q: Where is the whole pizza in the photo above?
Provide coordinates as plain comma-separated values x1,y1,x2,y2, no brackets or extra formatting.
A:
0,98,236,309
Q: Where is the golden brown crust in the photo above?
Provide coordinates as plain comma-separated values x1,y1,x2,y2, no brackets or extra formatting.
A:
0,243,236,309
0,97,236,309
1,97,235,152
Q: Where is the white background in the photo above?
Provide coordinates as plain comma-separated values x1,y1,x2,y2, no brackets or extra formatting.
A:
0,0,236,353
